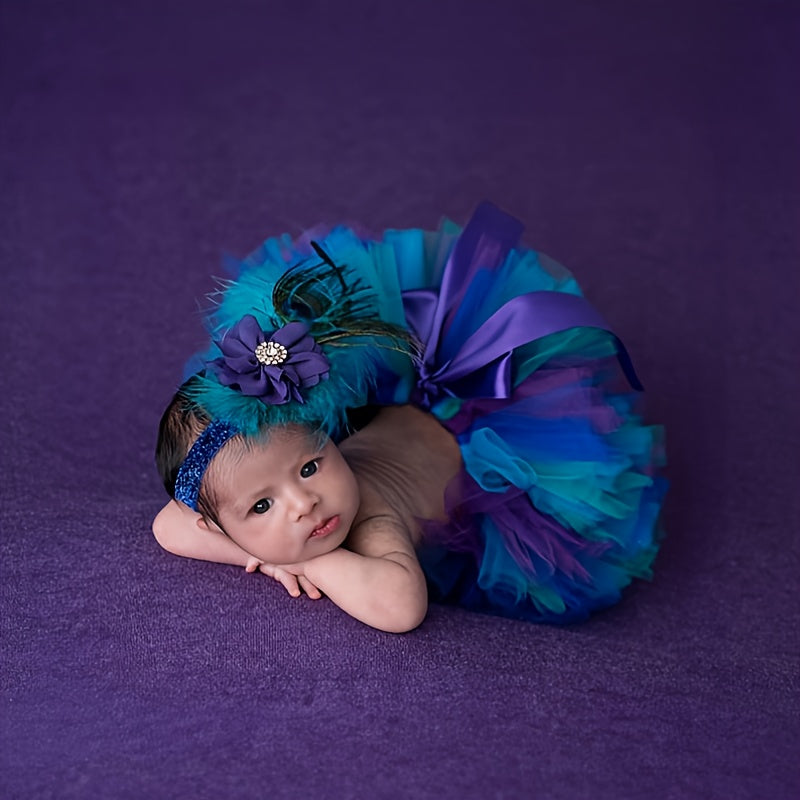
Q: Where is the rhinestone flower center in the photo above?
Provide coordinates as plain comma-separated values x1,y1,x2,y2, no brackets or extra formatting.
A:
254,340,289,366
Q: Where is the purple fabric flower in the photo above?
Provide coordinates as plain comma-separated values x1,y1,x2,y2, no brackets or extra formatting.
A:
209,315,330,405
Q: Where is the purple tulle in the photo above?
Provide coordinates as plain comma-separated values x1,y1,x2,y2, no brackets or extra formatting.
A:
210,315,329,405
421,469,611,585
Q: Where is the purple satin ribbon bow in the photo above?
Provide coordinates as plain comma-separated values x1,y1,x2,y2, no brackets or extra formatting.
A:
401,202,642,409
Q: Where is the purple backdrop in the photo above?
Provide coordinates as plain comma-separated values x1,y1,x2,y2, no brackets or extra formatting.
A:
1,1,798,798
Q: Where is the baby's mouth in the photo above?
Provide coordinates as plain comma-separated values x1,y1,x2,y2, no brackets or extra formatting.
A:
309,515,340,539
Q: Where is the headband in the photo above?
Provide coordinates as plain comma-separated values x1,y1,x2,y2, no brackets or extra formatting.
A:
174,419,239,510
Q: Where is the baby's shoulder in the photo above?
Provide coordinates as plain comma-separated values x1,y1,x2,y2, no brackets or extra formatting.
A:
341,405,458,473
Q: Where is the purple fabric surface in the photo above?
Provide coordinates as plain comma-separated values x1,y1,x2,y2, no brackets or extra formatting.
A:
1,1,798,798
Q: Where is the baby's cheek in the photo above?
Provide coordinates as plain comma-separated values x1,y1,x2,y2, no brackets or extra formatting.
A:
252,540,293,564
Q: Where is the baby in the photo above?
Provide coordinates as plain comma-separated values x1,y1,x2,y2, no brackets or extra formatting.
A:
153,202,667,629
154,379,462,632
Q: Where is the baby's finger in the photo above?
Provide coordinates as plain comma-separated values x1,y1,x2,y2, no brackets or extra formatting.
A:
274,569,301,598
245,556,263,574
297,576,323,600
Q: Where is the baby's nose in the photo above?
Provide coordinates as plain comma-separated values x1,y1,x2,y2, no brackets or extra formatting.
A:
287,486,318,518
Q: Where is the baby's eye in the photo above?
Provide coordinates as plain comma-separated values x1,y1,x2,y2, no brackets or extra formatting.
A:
252,498,272,515
300,460,319,479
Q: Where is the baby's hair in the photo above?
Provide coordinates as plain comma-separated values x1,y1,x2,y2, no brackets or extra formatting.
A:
156,376,205,494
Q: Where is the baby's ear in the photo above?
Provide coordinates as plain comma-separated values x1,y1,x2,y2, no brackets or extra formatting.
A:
197,515,225,535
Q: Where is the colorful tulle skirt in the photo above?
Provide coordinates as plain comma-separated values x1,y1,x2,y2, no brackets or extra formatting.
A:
376,202,667,623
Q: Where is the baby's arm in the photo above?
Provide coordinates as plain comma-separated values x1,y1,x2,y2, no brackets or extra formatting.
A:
153,501,323,596
295,487,428,633
152,500,257,570
278,459,429,634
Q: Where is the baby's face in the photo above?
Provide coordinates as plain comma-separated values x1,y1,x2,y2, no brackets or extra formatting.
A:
211,427,359,564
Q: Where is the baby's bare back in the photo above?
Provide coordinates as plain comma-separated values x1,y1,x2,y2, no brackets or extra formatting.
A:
339,406,462,545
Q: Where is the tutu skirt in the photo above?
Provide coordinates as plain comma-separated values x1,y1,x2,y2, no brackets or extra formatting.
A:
380,202,667,623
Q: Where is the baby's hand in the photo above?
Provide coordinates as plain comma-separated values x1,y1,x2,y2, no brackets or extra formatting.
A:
253,560,323,600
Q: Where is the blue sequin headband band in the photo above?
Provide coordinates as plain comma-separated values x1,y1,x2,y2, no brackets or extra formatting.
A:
174,419,240,511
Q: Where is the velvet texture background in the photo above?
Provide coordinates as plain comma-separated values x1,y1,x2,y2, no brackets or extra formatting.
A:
1,2,798,798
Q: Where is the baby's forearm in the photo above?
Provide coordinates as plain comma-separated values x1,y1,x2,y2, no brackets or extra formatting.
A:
152,500,252,568
302,548,427,633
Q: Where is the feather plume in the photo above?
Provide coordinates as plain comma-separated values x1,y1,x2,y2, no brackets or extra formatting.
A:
185,234,419,439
